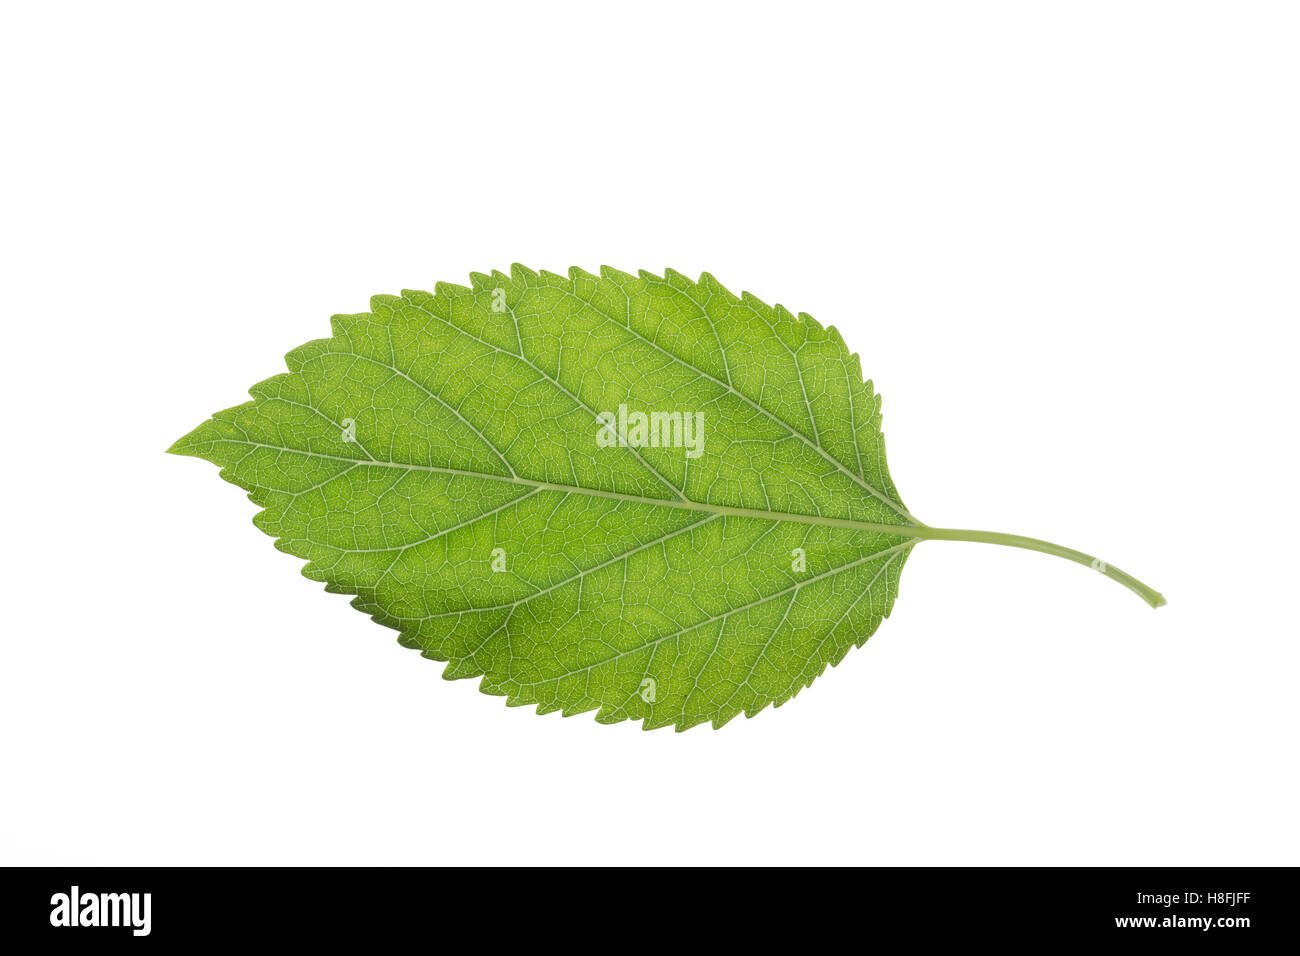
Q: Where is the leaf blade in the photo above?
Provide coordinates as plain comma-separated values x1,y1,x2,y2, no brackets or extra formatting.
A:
171,267,924,729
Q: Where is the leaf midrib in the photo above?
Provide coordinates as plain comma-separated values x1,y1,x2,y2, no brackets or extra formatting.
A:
217,439,924,538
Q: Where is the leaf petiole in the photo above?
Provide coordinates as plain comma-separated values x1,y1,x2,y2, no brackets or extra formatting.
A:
909,525,1166,608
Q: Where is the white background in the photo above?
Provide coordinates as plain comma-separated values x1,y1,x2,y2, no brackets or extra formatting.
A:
2,1,1296,866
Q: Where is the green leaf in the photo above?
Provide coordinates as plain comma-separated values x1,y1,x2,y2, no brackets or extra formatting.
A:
170,265,1164,731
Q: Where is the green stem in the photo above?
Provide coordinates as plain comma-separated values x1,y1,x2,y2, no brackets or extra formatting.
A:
911,525,1166,608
